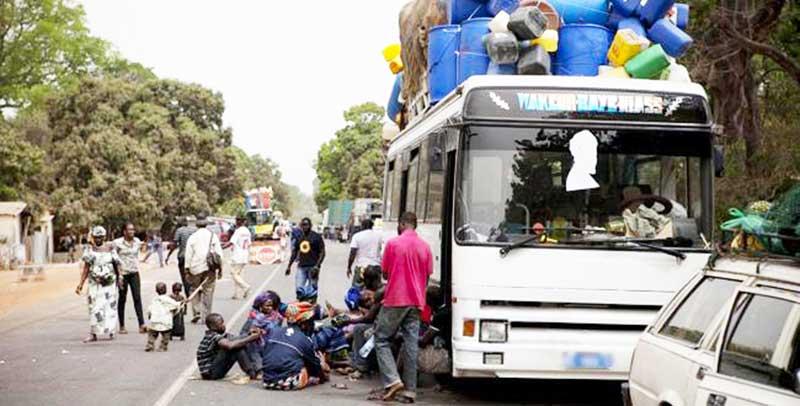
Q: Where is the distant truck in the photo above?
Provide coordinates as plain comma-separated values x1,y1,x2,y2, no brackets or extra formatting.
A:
323,198,383,241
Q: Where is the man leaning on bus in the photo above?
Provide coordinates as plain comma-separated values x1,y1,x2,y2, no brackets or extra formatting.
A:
370,212,432,403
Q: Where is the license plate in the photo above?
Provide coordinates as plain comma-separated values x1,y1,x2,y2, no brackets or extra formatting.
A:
563,352,614,370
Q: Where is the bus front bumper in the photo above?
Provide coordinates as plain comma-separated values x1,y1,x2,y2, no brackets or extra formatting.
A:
451,329,640,380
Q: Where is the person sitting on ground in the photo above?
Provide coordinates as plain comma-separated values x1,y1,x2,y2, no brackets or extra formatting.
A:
196,313,261,382
239,291,285,368
261,302,329,391
170,282,186,341
414,286,451,382
146,282,181,352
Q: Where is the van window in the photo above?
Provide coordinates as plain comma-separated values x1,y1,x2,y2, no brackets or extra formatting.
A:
719,293,800,392
659,277,741,345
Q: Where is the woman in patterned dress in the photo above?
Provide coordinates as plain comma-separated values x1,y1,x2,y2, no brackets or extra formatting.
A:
75,226,122,343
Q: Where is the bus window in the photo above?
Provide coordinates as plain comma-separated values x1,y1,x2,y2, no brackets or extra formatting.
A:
427,169,444,224
405,148,420,216
391,159,402,220
417,143,430,220
455,126,713,245
385,160,395,220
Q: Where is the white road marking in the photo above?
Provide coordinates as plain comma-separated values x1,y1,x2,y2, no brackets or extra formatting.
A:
152,264,280,406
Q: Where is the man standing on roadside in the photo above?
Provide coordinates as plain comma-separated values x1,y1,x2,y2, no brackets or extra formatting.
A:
228,217,252,300
371,212,432,403
347,218,383,288
185,213,224,324
173,216,197,297
285,218,325,290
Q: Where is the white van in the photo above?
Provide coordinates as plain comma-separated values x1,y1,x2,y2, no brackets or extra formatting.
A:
625,254,800,406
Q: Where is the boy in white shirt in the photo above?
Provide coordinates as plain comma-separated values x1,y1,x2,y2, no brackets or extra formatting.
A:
146,282,181,352
347,219,383,288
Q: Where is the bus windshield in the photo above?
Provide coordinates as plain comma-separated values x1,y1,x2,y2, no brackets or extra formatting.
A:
456,126,712,247
246,210,272,226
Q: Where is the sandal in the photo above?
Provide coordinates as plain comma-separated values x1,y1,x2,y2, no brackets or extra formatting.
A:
396,395,415,404
366,381,404,402
82,334,98,343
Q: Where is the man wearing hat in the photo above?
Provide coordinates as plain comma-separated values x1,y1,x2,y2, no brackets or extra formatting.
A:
261,302,328,390
185,213,224,323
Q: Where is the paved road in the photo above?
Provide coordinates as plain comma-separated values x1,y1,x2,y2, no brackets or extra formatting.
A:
0,241,623,405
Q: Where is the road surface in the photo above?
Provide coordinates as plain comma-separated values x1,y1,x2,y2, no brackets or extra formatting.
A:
0,240,623,405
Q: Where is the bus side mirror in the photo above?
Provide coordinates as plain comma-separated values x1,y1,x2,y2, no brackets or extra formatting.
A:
714,145,724,178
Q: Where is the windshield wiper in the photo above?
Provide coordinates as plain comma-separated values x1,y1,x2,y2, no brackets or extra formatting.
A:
499,236,688,260
561,238,687,261
499,234,541,257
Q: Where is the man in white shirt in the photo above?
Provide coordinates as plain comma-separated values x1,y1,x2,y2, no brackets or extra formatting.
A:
228,217,252,300
347,219,384,288
185,214,224,323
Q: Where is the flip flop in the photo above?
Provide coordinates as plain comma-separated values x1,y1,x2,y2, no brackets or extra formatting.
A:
367,382,404,402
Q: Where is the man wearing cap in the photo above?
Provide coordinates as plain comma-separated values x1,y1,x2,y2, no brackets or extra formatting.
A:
173,216,197,297
261,302,328,390
185,213,224,323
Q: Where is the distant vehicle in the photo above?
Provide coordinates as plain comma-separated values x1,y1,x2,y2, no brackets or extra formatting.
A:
625,254,800,406
246,208,276,240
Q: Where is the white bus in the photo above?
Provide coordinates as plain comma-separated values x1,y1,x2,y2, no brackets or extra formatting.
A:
381,75,715,380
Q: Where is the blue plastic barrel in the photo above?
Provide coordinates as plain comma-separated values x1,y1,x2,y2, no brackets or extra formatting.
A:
487,0,518,16
487,62,516,75
611,0,639,17
606,8,625,30
428,25,461,103
458,18,491,84
553,24,613,76
618,17,646,38
449,0,491,24
640,0,675,27
549,0,609,25
459,18,492,53
674,3,689,30
647,18,692,57
387,73,403,123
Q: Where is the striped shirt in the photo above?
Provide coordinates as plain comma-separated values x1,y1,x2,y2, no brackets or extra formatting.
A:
196,330,226,376
173,225,197,259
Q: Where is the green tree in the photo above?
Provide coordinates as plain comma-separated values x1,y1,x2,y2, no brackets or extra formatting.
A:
0,0,110,110
0,120,43,201
314,102,385,209
28,76,242,233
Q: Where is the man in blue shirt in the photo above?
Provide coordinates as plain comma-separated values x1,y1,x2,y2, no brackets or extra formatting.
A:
261,302,328,390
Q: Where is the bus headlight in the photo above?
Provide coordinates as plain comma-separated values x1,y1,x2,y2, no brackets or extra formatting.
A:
480,320,508,343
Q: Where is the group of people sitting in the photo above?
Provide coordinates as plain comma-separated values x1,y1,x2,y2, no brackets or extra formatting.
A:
194,212,451,402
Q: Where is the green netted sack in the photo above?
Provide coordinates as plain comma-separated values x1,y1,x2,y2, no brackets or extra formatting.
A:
765,184,800,256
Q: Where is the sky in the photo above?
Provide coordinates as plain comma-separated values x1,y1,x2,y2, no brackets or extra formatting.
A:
79,0,409,194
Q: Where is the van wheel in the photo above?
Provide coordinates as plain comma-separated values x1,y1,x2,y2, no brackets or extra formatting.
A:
659,403,672,406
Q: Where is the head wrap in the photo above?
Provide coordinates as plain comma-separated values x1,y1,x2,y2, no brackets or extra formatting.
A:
344,287,362,311
91,226,107,237
285,301,315,324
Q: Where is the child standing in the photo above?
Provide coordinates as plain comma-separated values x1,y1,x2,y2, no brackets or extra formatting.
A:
170,282,186,340
146,282,180,351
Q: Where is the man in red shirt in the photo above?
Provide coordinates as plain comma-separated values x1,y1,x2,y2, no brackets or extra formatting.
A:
371,212,432,403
